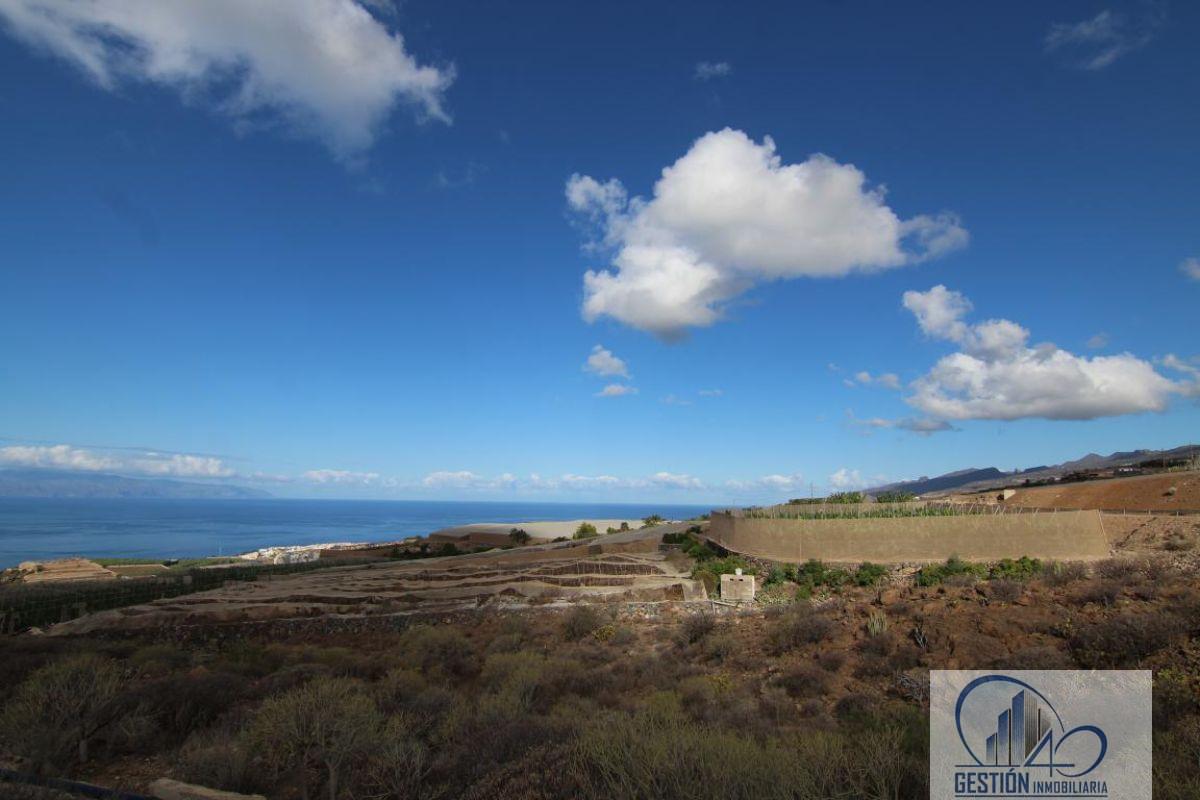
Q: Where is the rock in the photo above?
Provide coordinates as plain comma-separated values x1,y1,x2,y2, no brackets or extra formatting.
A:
149,778,266,800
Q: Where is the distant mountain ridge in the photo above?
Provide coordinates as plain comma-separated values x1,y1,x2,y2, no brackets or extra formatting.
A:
0,469,270,499
868,444,1199,497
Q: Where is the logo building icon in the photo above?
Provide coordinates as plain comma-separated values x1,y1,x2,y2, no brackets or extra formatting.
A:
984,688,1053,767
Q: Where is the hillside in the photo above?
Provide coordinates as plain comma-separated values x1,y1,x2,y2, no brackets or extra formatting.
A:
0,469,270,499
869,444,1200,497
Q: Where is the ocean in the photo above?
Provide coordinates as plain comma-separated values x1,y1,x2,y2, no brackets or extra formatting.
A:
0,497,713,567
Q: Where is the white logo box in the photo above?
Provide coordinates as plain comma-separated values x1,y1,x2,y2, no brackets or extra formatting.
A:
930,670,1151,800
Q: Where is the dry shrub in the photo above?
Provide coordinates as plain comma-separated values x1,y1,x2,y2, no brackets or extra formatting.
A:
817,651,846,672
777,665,828,698
128,643,191,676
701,631,736,663
397,624,477,678
766,605,833,654
857,630,894,658
1153,669,1200,731
989,579,1023,603
375,667,429,715
175,728,260,794
562,606,603,642
1163,532,1194,552
571,703,807,800
1094,558,1141,582
610,625,636,646
1155,717,1200,800
1073,579,1123,608
1128,582,1160,601
1042,560,1089,586
361,717,433,800
995,645,1073,670
137,669,251,744
0,653,126,770
460,742,575,800
249,676,383,800
676,613,717,646
1069,613,1183,668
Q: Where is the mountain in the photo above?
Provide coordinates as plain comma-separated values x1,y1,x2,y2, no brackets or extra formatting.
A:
869,468,1007,496
0,469,270,499
868,444,1199,497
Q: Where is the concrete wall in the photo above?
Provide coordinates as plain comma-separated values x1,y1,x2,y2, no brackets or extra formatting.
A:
707,510,1109,563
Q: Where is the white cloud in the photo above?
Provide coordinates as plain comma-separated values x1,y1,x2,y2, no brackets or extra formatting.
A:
1044,9,1161,70
661,394,692,406
567,128,967,337
828,468,864,490
1086,332,1109,349
302,468,382,485
698,388,723,397
852,415,956,436
0,0,453,159
1181,257,1200,281
584,344,630,378
596,383,637,397
420,470,483,489
903,285,1186,420
650,471,704,490
694,61,731,80
0,443,234,477
726,472,806,493
852,370,901,390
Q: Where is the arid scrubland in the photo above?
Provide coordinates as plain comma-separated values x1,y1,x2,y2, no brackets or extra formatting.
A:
1,514,1199,800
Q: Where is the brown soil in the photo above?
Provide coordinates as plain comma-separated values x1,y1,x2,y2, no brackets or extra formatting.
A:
998,470,1200,511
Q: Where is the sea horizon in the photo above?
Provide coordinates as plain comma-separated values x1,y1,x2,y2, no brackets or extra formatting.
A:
0,496,715,567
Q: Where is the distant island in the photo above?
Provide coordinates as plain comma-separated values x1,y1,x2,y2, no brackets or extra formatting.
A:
0,469,270,499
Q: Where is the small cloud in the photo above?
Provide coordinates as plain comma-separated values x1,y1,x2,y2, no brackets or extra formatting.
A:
1044,8,1162,70
1086,332,1110,349
848,411,956,436
596,383,637,397
433,163,483,190
662,394,693,406
851,370,901,390
828,467,864,490
584,344,630,378
697,388,723,397
1181,257,1200,281
694,61,732,80
650,471,704,489
303,469,382,485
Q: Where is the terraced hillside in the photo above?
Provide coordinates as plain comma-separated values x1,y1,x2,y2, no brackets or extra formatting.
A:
51,525,705,634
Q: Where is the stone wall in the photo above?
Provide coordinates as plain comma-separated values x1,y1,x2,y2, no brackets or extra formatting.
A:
706,510,1109,563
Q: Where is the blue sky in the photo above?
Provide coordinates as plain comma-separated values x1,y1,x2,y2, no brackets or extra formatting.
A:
0,0,1197,503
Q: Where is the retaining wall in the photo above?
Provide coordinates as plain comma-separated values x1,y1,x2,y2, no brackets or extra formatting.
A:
706,510,1109,563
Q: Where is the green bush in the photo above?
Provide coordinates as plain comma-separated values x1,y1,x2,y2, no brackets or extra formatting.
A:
508,528,531,545
827,491,866,504
915,557,988,587
573,522,599,540
989,556,1042,582
642,514,665,527
853,562,888,587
